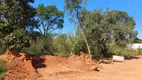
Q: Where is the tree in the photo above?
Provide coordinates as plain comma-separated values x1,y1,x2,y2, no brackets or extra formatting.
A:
134,37,142,43
108,10,137,46
0,0,36,50
29,4,64,55
64,0,92,59
83,9,137,57
36,4,64,35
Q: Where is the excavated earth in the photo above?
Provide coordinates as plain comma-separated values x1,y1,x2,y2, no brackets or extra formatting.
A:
0,50,98,80
1,51,142,80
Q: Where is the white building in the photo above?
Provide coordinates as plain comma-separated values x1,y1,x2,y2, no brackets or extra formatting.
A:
127,43,142,49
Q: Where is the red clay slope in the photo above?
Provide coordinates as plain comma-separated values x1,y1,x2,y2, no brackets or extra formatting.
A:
1,51,98,80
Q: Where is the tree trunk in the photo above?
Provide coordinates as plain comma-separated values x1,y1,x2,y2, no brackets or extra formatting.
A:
78,24,92,59
75,10,92,59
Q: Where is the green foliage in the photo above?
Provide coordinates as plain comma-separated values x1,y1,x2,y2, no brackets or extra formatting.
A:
72,31,87,54
4,29,30,49
0,60,6,78
64,0,88,15
21,48,41,56
28,31,57,55
0,47,6,55
73,39,87,54
83,9,137,57
52,34,77,57
0,0,140,60
25,4,65,56
108,45,139,57
36,4,64,35
138,48,142,55
134,38,142,43
64,0,91,56
0,0,36,50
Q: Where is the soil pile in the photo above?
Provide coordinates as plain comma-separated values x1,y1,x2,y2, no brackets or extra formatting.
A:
37,53,98,78
67,54,98,71
3,50,41,80
0,51,98,80
2,51,142,80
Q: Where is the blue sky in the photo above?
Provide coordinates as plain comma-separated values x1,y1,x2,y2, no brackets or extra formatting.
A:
32,0,142,39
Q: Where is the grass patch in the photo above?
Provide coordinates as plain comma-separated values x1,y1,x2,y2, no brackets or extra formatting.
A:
0,59,6,79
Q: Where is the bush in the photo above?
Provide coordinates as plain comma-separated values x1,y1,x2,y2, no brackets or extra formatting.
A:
0,48,6,55
108,45,138,57
52,34,77,57
0,60,6,78
21,48,41,56
138,48,142,55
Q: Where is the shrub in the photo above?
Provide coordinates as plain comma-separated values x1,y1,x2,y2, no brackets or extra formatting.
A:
0,60,6,78
52,34,78,57
108,45,138,57
21,48,41,56
138,48,142,55
0,48,6,55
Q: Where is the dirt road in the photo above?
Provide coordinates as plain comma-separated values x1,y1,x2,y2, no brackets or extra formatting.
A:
40,57,142,80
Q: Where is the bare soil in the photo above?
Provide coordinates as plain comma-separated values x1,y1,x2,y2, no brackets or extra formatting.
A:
1,51,142,80
41,57,142,80
0,51,98,80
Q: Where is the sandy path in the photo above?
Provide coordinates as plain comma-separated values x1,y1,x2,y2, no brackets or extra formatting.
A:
40,57,142,80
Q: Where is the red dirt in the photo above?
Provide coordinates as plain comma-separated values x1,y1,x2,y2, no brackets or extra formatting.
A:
3,50,41,80
0,51,98,80
41,57,142,80
37,54,98,77
1,51,142,80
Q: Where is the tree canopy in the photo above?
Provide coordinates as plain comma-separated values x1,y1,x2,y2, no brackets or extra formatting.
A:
83,9,137,57
0,0,140,58
0,0,36,49
36,4,64,35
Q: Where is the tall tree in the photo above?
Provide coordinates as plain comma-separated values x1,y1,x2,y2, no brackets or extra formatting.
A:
36,4,64,36
109,10,137,46
0,0,36,49
64,0,92,58
83,9,137,57
30,4,64,55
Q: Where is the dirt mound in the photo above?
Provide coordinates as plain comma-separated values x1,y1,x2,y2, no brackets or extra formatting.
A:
3,50,41,80
67,54,98,71
37,53,98,77
1,51,98,80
